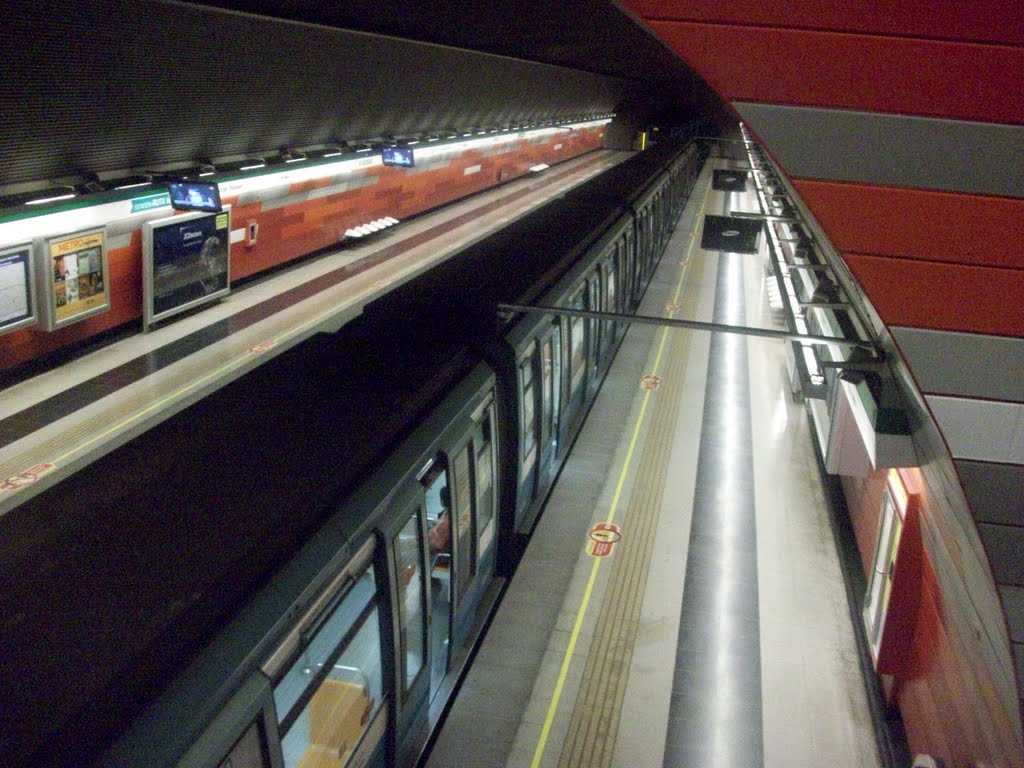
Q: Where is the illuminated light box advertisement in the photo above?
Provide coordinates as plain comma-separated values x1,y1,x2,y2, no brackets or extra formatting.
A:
39,227,110,331
143,209,231,327
0,243,37,335
382,146,414,167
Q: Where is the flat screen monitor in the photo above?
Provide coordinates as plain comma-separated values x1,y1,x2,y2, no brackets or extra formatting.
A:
168,181,222,213
381,146,414,168
0,243,36,335
143,209,231,327
38,227,110,331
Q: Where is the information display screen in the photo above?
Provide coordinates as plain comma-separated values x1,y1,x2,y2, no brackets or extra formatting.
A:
168,181,222,213
41,228,110,330
144,210,231,326
382,146,414,167
0,244,36,335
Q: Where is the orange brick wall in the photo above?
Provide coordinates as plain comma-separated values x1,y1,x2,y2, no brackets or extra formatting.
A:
0,127,604,371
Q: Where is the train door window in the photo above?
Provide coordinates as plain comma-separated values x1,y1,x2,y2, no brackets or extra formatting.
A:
422,463,453,696
569,289,587,401
540,337,554,453
588,278,601,374
606,256,618,315
450,443,476,610
550,320,562,449
393,509,428,701
473,403,497,566
519,355,537,483
271,556,384,768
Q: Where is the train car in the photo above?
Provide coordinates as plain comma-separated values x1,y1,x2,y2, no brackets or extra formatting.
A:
101,353,501,768
0,139,704,768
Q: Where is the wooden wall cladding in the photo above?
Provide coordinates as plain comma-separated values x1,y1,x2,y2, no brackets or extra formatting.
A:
0,128,604,371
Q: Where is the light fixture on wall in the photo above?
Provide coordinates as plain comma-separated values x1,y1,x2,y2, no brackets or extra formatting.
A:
320,145,345,158
23,184,78,206
280,148,307,164
239,157,267,171
112,173,154,190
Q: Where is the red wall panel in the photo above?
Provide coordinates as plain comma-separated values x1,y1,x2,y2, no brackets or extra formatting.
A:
625,1,1024,47
845,253,1024,337
648,21,1024,124
794,180,1024,269
0,128,604,371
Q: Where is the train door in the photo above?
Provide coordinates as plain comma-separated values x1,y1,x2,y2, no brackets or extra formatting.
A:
624,231,638,309
566,286,588,423
603,254,618,357
515,345,539,529
419,460,453,702
539,326,560,473
264,538,388,768
471,398,498,578
587,277,601,385
388,488,431,762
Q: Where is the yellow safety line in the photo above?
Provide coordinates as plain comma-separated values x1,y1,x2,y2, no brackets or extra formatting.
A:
529,180,711,768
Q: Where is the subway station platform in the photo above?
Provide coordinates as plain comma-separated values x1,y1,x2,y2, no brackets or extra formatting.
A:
425,160,883,768
0,150,627,517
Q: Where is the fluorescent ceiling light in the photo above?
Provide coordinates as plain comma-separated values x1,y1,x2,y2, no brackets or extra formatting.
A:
25,186,77,205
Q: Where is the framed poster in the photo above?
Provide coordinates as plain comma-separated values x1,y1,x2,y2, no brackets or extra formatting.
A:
38,227,110,330
0,243,37,335
143,208,231,328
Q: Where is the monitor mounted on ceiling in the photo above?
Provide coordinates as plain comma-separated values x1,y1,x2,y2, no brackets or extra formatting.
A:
168,180,223,213
381,146,415,168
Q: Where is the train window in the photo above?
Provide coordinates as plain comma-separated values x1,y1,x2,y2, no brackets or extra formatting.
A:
569,290,586,401
450,444,475,608
422,464,453,695
550,321,562,448
393,512,428,699
474,406,496,563
273,568,383,768
588,279,601,372
519,357,537,481
606,258,617,315
540,338,554,451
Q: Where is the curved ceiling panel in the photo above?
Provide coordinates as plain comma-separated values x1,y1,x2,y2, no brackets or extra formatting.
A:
0,0,628,188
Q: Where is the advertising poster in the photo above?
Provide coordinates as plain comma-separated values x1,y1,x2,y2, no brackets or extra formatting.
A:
145,210,231,325
0,244,36,335
44,228,109,329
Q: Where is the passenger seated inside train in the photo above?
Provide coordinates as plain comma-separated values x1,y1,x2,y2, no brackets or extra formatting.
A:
428,485,451,554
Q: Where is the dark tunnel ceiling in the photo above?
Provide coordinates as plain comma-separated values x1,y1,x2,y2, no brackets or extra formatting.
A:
0,0,722,188
190,0,701,88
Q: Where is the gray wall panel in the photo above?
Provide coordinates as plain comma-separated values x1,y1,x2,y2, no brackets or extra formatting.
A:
956,460,1024,527
892,327,1024,403
1002,586,1024,644
734,103,1024,198
979,523,1024,585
